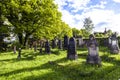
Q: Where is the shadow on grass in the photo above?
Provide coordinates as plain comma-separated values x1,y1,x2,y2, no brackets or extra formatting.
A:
1,49,120,80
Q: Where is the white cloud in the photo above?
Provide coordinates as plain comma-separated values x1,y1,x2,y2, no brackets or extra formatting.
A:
55,0,120,34
113,0,120,3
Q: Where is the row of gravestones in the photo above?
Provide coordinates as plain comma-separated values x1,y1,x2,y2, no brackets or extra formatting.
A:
15,33,119,64
67,34,101,65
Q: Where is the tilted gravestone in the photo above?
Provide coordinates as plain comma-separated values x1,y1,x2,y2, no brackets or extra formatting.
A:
110,33,119,54
67,37,78,60
86,34,101,65
58,39,62,49
64,35,69,50
17,48,21,60
52,39,56,49
78,36,84,47
45,40,51,54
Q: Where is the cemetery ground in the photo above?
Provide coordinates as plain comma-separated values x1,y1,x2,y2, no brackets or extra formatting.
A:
0,47,120,80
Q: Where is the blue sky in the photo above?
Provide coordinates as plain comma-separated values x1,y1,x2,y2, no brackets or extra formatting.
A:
54,0,120,34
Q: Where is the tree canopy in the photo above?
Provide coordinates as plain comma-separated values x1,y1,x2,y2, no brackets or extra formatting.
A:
1,0,72,47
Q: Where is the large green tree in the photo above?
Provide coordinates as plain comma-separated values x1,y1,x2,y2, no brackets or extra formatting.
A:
1,0,62,47
83,17,94,35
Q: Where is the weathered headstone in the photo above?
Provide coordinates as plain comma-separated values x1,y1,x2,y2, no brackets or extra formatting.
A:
78,36,84,47
110,33,119,54
86,34,101,65
58,39,62,49
17,48,21,60
45,40,51,54
67,37,78,60
64,35,69,50
13,46,16,54
108,36,112,48
33,41,37,52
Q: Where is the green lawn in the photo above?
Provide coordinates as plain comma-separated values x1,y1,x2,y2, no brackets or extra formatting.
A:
0,47,120,80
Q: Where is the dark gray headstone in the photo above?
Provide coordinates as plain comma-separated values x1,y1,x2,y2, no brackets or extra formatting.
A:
64,35,69,50
67,37,78,60
33,41,37,52
78,36,84,47
58,39,62,49
86,34,101,64
17,48,21,60
45,40,51,54
110,34,119,54
52,39,56,49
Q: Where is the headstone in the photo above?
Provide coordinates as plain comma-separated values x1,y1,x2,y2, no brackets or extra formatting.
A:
33,41,37,52
13,46,16,54
78,36,84,47
67,37,78,60
39,41,43,54
52,39,56,49
108,36,112,48
64,35,69,50
17,48,21,60
58,39,62,49
86,34,101,64
110,33,119,54
45,40,51,54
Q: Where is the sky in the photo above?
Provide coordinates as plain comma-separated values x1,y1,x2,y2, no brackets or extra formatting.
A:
54,0,120,34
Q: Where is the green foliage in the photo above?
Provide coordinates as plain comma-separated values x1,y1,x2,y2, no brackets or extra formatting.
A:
79,29,90,38
72,28,80,37
1,0,72,46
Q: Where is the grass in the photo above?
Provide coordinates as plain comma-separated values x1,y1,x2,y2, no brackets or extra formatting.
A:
0,47,120,80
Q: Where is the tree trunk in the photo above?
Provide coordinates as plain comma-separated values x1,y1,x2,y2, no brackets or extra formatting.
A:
18,33,23,46
23,34,29,47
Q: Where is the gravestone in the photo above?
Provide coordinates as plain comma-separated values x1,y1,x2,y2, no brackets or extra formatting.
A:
64,35,69,50
108,36,112,48
13,46,16,54
17,48,21,60
67,37,78,60
58,39,62,49
52,39,56,49
39,41,43,54
33,41,37,52
45,40,51,54
110,33,119,54
78,36,84,47
86,34,101,65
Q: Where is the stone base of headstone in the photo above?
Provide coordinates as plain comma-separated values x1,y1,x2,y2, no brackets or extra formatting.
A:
110,50,119,54
17,48,21,60
110,46,119,54
67,54,78,60
17,56,21,60
86,55,101,64
45,48,50,54
39,48,42,54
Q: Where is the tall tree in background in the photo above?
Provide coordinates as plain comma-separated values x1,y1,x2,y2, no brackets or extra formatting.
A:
1,0,62,47
83,17,94,35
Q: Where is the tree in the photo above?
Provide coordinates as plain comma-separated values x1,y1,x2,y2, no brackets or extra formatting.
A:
83,17,94,35
1,0,62,47
79,29,89,38
72,28,80,37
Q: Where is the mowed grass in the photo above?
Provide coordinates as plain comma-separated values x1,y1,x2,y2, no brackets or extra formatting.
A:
0,47,120,80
